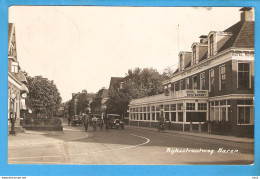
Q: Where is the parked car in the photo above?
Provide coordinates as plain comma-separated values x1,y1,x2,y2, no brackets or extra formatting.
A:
107,114,124,129
71,115,83,126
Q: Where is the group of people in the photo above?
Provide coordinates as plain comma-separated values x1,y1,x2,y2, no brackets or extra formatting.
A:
68,110,109,132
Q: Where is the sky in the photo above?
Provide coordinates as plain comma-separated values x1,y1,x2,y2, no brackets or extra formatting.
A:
9,6,243,102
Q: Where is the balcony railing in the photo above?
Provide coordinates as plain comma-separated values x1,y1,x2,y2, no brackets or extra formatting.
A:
130,90,208,105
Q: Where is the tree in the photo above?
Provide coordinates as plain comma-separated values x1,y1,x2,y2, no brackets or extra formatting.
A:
106,68,167,116
26,75,62,118
76,93,89,115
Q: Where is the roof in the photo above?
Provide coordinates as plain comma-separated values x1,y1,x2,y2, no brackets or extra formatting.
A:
218,21,254,52
108,77,124,92
101,89,109,98
8,23,13,43
85,93,96,98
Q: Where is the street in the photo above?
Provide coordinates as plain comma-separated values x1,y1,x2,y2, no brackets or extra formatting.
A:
8,123,254,165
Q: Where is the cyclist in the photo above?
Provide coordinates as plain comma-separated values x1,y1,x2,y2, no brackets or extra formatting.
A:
158,113,165,132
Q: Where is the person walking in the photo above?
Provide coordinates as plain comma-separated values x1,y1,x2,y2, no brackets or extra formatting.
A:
100,114,104,131
9,111,16,135
67,115,71,126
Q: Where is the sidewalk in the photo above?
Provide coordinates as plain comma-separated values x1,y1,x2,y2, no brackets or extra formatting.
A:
8,126,89,148
127,125,254,144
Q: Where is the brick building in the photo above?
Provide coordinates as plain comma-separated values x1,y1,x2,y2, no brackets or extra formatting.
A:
129,8,254,137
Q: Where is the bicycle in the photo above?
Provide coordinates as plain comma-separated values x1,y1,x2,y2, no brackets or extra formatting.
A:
158,123,165,132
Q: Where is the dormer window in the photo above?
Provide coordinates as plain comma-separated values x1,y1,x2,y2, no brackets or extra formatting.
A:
192,45,196,64
11,61,18,73
209,34,214,56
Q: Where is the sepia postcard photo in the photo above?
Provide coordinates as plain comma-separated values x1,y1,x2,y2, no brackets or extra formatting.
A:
7,6,254,165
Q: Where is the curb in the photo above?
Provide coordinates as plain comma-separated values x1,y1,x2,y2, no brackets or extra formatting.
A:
126,125,254,144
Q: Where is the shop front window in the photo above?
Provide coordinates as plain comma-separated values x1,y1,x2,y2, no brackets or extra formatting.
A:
156,112,160,121
178,103,183,110
178,112,183,122
171,112,176,121
170,104,176,111
198,103,207,110
165,112,169,121
186,103,195,110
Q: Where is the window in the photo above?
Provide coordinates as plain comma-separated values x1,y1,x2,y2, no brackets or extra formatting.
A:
186,103,195,110
210,100,231,121
11,62,18,73
198,103,207,110
171,112,176,122
165,112,169,121
238,107,254,125
177,103,183,110
200,72,206,90
180,54,183,71
209,69,214,92
220,107,226,121
193,45,196,64
180,80,183,90
220,65,226,90
238,63,250,88
209,34,214,56
170,104,176,111
193,76,198,90
156,113,160,121
147,113,150,120
152,113,155,120
238,100,253,105
186,78,190,89
178,112,183,122
164,105,169,111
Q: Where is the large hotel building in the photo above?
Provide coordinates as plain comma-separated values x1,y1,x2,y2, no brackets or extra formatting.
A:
129,8,254,137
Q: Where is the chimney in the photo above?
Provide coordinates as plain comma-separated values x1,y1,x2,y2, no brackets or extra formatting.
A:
199,35,208,43
240,7,253,22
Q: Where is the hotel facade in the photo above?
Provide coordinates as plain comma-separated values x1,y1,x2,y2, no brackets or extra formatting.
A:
8,23,29,132
129,8,254,137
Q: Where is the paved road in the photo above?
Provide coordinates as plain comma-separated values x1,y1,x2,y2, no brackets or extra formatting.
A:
8,124,254,165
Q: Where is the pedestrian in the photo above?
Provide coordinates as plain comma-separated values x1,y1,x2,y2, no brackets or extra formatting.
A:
9,111,16,135
68,115,71,126
100,115,104,131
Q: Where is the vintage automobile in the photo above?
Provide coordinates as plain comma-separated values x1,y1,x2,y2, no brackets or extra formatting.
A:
71,115,83,126
106,114,124,129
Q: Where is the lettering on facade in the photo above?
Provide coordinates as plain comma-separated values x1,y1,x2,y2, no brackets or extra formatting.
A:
186,90,208,97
